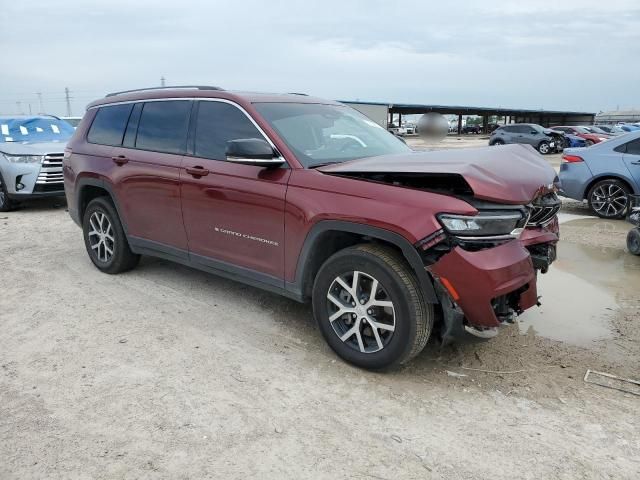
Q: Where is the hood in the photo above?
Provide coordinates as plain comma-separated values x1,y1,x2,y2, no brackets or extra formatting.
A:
0,141,67,156
318,144,557,204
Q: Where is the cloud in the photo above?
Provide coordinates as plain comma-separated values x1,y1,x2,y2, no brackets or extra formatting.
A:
0,0,638,115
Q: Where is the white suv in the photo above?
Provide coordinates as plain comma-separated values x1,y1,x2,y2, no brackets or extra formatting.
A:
0,116,74,211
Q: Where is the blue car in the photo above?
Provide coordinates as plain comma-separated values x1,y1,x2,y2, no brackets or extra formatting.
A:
559,131,640,219
619,124,640,132
565,134,587,148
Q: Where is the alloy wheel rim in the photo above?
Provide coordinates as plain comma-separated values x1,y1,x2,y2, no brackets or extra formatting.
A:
326,270,396,353
88,211,115,262
539,143,549,154
591,184,627,217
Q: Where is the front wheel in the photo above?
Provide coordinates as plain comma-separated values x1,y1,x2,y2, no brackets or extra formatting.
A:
627,229,640,256
587,179,630,219
312,243,433,369
0,173,16,212
491,139,505,146
537,141,551,154
82,197,140,274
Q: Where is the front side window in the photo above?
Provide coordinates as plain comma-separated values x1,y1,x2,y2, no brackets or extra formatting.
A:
135,101,191,154
254,103,410,167
194,101,265,160
87,104,133,146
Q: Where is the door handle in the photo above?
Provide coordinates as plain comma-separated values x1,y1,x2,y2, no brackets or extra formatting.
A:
112,155,129,166
631,161,640,165
185,166,210,177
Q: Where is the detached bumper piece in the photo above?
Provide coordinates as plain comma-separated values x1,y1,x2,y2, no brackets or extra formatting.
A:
429,241,538,341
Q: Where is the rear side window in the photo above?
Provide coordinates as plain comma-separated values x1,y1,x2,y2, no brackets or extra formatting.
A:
87,104,133,146
135,101,192,154
194,101,264,160
624,139,640,155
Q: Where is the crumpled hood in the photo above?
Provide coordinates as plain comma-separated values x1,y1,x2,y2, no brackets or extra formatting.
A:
317,144,557,204
0,141,67,156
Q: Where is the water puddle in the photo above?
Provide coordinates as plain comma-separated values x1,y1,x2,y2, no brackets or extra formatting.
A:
518,240,640,346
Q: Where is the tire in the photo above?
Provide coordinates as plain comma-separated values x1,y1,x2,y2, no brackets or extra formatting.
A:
627,229,640,256
82,196,140,274
0,172,16,212
491,139,505,146
312,243,433,370
587,179,630,219
537,141,551,155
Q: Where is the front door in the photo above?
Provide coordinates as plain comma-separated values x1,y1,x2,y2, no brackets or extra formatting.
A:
180,100,289,281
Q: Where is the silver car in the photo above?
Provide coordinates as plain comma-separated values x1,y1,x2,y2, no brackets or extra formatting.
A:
559,131,640,219
489,123,556,154
0,116,74,211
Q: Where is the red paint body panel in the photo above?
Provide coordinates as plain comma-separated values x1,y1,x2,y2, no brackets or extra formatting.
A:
429,241,537,328
111,146,188,250
283,169,478,282
181,160,289,278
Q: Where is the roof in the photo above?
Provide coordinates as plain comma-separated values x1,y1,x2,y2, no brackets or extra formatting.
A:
340,100,595,117
88,87,341,109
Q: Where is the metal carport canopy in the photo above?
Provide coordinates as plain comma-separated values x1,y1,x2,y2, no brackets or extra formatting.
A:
340,100,594,118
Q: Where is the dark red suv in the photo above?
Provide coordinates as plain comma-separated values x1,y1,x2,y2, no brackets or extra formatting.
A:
64,86,560,369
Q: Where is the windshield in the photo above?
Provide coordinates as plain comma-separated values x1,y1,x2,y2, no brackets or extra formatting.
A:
588,126,607,134
254,103,411,167
574,126,591,134
0,117,75,144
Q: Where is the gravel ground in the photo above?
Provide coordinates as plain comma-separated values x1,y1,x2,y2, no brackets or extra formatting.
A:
1,170,639,479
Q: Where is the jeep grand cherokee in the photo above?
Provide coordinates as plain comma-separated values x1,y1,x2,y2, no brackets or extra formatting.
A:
64,86,560,369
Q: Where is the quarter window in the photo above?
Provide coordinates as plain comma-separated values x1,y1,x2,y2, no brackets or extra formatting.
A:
625,138,640,155
87,104,133,146
194,101,265,160
135,101,192,154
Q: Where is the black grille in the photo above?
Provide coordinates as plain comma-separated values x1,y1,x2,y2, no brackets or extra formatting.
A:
33,183,65,193
527,193,561,226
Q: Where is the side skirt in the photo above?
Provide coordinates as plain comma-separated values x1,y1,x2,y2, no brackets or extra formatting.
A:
128,236,305,303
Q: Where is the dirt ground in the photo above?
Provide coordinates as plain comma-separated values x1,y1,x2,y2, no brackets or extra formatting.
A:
1,142,639,479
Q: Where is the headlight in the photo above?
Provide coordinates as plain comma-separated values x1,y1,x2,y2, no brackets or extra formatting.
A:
437,211,526,237
3,154,44,164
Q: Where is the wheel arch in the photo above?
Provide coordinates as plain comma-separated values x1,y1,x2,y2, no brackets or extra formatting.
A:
582,175,635,200
291,220,438,304
75,177,128,233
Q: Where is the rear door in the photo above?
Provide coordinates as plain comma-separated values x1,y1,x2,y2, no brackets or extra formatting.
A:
180,100,289,280
621,138,640,190
110,100,192,252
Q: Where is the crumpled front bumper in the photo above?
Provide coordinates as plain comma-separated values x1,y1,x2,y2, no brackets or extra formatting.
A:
428,240,539,334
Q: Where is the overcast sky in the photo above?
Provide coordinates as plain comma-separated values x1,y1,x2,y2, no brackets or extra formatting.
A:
1,0,638,116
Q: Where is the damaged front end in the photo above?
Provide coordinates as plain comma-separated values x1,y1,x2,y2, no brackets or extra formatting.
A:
416,195,560,344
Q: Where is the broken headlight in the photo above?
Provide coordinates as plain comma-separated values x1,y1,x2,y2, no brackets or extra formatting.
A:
437,211,526,238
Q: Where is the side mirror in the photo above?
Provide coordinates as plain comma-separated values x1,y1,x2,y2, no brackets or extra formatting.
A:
225,138,284,168
530,131,538,135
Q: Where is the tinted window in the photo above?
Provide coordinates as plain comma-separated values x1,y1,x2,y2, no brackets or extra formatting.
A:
194,101,264,160
625,139,640,155
135,101,191,154
513,125,531,133
87,104,133,146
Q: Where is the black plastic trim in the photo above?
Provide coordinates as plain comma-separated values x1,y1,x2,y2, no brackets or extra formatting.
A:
292,220,438,303
74,177,129,233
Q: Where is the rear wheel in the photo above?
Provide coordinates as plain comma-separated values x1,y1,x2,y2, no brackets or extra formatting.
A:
491,139,505,146
312,243,433,369
0,173,16,212
537,141,551,154
82,197,140,274
627,229,640,256
587,179,630,219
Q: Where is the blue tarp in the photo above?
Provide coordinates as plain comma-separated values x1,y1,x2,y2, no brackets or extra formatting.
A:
0,117,75,143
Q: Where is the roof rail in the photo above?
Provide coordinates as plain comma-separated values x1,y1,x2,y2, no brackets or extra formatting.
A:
105,85,224,97
287,92,308,96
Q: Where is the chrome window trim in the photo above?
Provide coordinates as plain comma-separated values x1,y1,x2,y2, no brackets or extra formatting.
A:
87,97,285,161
